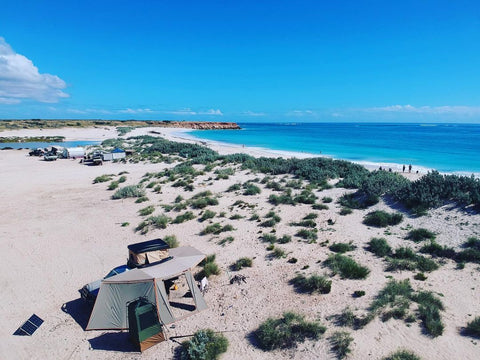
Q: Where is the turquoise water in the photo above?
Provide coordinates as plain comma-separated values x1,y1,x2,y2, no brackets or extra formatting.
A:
0,140,100,150
190,123,480,174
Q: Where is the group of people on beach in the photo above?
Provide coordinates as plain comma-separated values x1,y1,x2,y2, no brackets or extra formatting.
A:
378,164,413,173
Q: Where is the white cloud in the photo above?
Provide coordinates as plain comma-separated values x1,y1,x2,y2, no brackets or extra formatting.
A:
118,108,153,114
199,109,223,116
365,105,480,115
242,111,266,117
0,37,68,104
287,110,316,117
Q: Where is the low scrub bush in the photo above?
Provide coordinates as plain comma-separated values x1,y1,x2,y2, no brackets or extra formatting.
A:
295,228,318,243
243,183,261,195
198,254,220,278
201,223,234,235
289,274,332,294
268,193,296,206
108,181,119,190
253,312,326,350
464,316,480,338
261,234,277,243
322,196,333,203
93,174,113,184
290,219,317,228
180,328,228,360
227,183,241,192
199,210,217,222
329,331,353,359
163,235,179,248
217,236,234,246
339,208,352,216
190,197,218,209
112,185,145,199
138,205,155,216
313,203,329,210
382,350,421,360
363,210,403,227
135,196,149,203
277,235,292,244
406,228,436,242
324,254,370,279
271,246,286,259
231,257,253,271
419,241,455,259
172,211,195,224
148,215,170,229
367,238,392,257
303,212,318,220
329,242,356,253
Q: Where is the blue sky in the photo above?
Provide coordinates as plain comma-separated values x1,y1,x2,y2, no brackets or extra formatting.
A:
1,0,479,122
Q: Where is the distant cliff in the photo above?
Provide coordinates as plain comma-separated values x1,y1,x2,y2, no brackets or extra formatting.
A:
158,121,240,130
0,119,241,131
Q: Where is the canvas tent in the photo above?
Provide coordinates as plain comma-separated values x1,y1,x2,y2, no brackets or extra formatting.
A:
86,246,207,330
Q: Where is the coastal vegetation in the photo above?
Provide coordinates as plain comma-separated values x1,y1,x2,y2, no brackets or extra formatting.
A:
180,328,228,360
253,312,326,350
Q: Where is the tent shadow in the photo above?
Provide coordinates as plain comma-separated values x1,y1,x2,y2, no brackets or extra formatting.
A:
88,332,138,352
61,298,92,331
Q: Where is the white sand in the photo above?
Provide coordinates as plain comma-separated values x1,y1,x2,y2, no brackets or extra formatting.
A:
0,127,478,359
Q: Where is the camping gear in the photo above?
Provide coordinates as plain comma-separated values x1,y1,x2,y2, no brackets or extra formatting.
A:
128,298,165,352
86,246,207,330
127,238,170,268
13,314,43,336
101,148,126,161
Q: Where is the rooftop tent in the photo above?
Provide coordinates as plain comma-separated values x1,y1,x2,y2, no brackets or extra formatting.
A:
112,147,125,153
86,246,207,331
127,238,170,268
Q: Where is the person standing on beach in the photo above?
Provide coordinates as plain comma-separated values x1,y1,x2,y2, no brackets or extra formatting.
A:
403,165,406,172
409,164,412,173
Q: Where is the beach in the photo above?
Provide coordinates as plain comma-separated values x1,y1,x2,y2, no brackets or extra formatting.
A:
1,126,479,360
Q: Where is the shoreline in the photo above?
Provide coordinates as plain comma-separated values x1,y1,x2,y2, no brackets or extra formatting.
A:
1,125,478,178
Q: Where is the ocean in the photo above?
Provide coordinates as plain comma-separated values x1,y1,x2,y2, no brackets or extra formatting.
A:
0,140,100,150
190,123,480,175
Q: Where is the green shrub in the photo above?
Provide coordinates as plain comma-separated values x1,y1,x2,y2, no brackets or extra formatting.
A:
329,242,356,253
138,205,155,216
199,255,221,278
164,235,179,248
121,222,129,227
329,331,353,359
175,195,184,203
108,181,119,190
277,235,292,244
118,175,127,183
173,211,195,224
295,229,318,243
249,213,260,221
294,190,317,204
313,203,329,210
289,274,332,294
367,238,392,257
303,212,318,220
382,349,421,360
271,247,286,259
464,316,480,338
199,210,217,222
201,223,234,235
414,272,427,281
146,181,157,188
214,167,234,179
191,197,218,209
287,257,298,263
227,183,241,192
363,210,403,227
339,208,352,216
465,237,480,250
231,257,253,271
229,214,244,220
419,241,455,259
324,254,370,279
261,234,277,243
322,196,333,203
243,184,261,195
370,279,413,312
180,328,228,360
353,290,366,297
93,174,113,184
148,215,170,229
112,185,145,199
135,196,149,203
217,236,234,246
406,228,436,242
290,219,317,228
253,312,326,350
260,219,279,227
268,193,296,206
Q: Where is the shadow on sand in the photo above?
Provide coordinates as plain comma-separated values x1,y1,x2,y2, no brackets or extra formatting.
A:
88,332,138,352
61,298,92,331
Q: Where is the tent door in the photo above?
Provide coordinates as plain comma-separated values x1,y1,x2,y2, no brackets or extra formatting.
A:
127,298,165,352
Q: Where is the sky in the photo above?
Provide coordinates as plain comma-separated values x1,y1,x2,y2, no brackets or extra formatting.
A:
1,0,480,122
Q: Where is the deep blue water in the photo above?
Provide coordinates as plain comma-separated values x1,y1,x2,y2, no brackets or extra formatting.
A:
0,140,100,150
190,123,480,174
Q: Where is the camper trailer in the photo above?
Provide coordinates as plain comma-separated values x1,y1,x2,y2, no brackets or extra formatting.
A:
62,147,85,159
101,148,126,161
